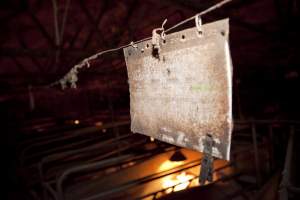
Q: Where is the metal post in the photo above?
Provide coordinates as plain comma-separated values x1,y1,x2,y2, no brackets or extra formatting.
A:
279,126,294,200
251,123,261,186
56,155,132,200
199,134,214,185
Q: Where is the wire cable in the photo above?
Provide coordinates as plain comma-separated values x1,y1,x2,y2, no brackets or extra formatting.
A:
47,0,233,89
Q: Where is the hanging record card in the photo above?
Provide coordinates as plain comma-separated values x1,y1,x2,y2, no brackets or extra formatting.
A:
123,18,233,160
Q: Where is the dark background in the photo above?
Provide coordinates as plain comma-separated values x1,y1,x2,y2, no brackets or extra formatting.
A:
0,0,300,199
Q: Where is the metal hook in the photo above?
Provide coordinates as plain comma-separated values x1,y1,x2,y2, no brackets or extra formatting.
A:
130,41,138,48
195,14,202,33
160,19,167,39
151,19,167,59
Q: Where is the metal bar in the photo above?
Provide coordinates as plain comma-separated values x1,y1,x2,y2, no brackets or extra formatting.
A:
251,123,262,186
57,146,175,185
268,125,275,172
38,133,134,170
82,138,148,162
134,162,235,200
199,134,214,185
51,0,61,68
23,132,110,164
51,0,61,47
56,155,133,200
53,145,176,197
18,125,84,149
41,146,172,198
80,159,202,200
59,0,71,41
42,182,58,200
279,126,294,200
20,121,129,165
39,136,147,184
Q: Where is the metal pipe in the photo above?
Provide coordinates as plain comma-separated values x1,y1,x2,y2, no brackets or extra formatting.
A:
24,134,108,163
56,155,133,200
19,120,129,149
53,146,176,199
43,182,58,200
251,123,261,186
279,126,294,200
268,125,275,172
55,122,270,200
20,121,130,165
81,159,202,200
133,162,235,200
38,133,138,181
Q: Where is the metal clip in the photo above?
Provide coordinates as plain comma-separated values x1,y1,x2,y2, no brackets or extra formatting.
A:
199,134,214,185
195,14,203,35
151,19,167,59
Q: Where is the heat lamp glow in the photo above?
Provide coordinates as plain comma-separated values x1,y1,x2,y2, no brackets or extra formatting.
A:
158,160,196,194
162,171,195,194
159,160,184,171
94,121,103,127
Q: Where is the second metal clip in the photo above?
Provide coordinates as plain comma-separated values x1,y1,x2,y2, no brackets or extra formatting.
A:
199,134,214,185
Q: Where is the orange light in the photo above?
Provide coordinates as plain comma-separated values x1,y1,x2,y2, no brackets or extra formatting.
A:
159,160,183,171
95,121,103,127
162,171,194,194
150,137,155,142
175,172,194,191
74,120,80,125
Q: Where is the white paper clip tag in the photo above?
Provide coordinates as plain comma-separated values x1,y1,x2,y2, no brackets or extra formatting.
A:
123,18,233,160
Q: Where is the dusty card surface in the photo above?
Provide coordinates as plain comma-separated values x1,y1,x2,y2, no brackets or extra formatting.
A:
123,19,233,160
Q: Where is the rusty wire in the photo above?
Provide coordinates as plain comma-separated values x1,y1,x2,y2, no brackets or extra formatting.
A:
47,0,233,89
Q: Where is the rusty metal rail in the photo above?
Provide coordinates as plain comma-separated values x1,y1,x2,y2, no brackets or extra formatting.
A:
38,134,147,183
18,121,132,191
54,141,256,200
279,125,300,200
135,164,239,200
19,121,130,166
18,120,300,200
54,147,177,200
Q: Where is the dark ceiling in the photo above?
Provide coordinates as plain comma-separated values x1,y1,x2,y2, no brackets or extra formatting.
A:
0,0,300,120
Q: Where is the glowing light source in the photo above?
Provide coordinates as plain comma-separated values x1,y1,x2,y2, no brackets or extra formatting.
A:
74,120,80,125
159,160,183,171
95,121,103,127
150,137,155,142
162,172,195,194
